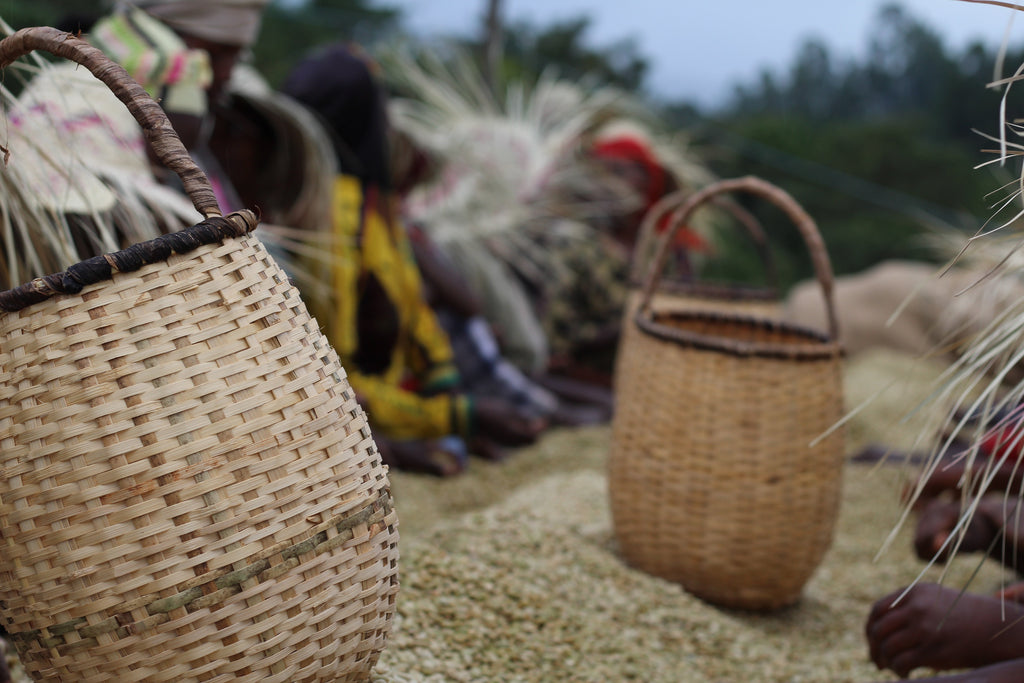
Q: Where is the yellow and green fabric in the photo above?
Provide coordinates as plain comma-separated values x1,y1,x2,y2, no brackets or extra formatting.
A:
319,175,471,440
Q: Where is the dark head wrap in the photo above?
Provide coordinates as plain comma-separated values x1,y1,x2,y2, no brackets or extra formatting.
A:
282,44,391,189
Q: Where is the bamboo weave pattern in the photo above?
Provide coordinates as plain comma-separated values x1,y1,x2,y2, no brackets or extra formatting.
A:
0,235,400,681
0,26,399,682
609,177,844,610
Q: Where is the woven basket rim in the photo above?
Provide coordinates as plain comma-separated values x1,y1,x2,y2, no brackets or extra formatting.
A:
0,211,259,313
635,308,844,360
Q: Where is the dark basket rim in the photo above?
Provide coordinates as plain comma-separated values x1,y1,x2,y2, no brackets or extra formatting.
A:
0,210,259,314
633,307,844,361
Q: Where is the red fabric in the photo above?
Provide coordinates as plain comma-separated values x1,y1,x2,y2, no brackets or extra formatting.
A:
978,406,1024,462
591,136,666,210
592,135,708,251
980,425,1024,461
654,212,709,251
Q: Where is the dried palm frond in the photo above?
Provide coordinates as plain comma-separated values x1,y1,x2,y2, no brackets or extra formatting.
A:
0,18,199,290
381,46,713,243
378,43,718,317
884,0,1024,575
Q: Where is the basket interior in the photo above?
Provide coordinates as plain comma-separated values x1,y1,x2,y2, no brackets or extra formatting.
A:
640,309,840,359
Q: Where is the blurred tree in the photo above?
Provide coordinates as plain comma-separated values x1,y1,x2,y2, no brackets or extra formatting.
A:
684,2,1024,287
482,0,504,91
252,0,402,87
498,16,648,92
786,40,838,120
727,4,969,127
1,0,102,32
860,4,950,117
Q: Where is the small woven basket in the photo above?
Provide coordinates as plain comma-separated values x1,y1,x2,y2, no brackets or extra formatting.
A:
614,189,779,390
627,188,780,315
608,176,845,611
0,28,398,682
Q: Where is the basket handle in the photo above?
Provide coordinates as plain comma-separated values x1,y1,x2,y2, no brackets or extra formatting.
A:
0,26,221,218
639,176,839,340
629,189,779,289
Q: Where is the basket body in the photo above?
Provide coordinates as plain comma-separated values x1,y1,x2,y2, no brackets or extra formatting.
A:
0,234,398,681
608,311,844,610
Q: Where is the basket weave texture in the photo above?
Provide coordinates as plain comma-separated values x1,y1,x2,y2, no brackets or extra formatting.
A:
608,177,844,610
0,27,398,682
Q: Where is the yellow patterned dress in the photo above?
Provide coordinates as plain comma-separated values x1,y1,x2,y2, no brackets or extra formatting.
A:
317,175,472,441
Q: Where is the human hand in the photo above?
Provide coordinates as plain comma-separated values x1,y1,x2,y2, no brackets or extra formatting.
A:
995,580,1024,604
866,583,1024,677
902,461,968,510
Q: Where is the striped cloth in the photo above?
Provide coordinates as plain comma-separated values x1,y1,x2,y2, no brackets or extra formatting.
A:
89,6,211,116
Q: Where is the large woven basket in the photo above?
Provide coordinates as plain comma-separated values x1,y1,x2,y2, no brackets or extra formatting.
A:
608,176,844,610
0,28,398,682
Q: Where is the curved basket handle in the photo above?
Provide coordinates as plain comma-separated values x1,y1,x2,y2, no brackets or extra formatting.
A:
0,26,221,218
639,176,839,341
630,188,778,289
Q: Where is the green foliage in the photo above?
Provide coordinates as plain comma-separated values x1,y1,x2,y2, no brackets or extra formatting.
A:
0,0,104,32
685,3,1024,290
252,0,402,87
498,16,648,92
697,114,999,287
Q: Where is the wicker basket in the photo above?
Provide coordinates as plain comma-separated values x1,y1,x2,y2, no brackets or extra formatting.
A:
627,187,780,315
614,189,779,390
608,176,844,610
0,28,398,682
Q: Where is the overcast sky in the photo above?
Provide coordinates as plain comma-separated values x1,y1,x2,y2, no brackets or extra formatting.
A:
385,0,1024,106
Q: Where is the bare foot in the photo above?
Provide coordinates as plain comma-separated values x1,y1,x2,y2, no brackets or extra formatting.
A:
866,583,1024,677
467,436,508,463
549,401,612,427
473,396,547,447
376,437,466,477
